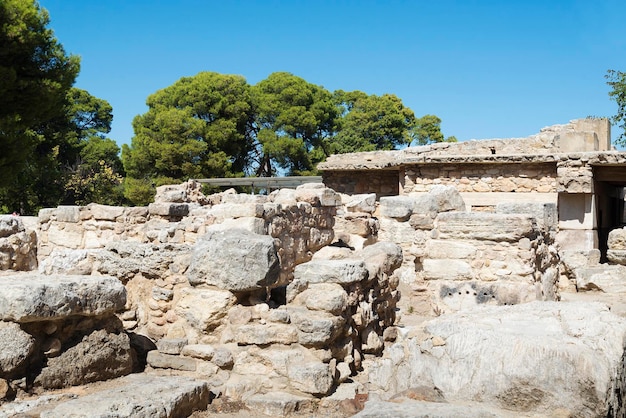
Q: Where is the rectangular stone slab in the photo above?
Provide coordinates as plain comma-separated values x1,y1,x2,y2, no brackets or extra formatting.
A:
39,374,209,418
0,274,126,322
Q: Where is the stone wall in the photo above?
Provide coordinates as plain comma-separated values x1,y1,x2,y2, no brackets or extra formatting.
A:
321,170,399,198
403,162,556,194
376,186,560,316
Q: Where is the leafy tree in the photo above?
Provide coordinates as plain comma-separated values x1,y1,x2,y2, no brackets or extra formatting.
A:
411,114,457,145
333,91,416,153
123,72,254,190
0,0,79,188
607,70,626,145
252,72,339,176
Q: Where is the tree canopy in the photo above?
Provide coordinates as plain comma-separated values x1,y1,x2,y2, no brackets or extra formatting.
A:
0,0,123,214
122,71,456,202
607,69,626,145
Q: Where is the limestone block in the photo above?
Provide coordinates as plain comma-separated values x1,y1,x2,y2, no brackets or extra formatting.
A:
344,193,377,213
367,301,626,416
55,206,80,223
39,374,210,418
575,265,626,293
425,240,477,259
355,400,506,418
558,193,594,230
38,249,96,275
556,229,598,252
233,323,298,345
0,215,23,238
289,307,346,347
408,213,434,230
415,185,466,214
287,361,334,395
209,217,266,235
154,184,188,203
295,283,348,314
208,203,264,220
0,322,35,378
496,202,557,230
36,330,133,389
147,351,197,371
175,288,235,332
46,223,83,249
379,196,416,220
357,241,403,277
334,216,375,238
293,259,368,285
156,338,188,355
608,227,626,250
435,212,536,242
559,250,601,275
378,218,417,244
268,188,298,205
187,228,279,292
608,250,626,265
245,392,314,417
148,202,189,217
87,204,125,221
422,259,474,280
181,344,215,360
0,274,126,322
295,184,341,207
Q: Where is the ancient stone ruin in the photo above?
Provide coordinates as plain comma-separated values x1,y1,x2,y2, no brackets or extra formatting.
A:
2,119,626,417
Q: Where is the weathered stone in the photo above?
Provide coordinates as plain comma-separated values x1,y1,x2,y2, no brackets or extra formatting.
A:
209,217,266,235
293,259,368,285
425,240,477,259
36,330,133,389
608,249,626,265
181,344,215,360
245,392,314,417
609,227,626,250
295,184,341,207
422,259,474,280
496,202,557,230
233,323,298,345
367,301,626,417
212,346,234,368
156,338,188,355
287,361,334,395
39,374,209,418
0,215,23,238
296,283,348,314
435,212,536,242
575,265,626,293
0,322,35,378
55,206,80,223
289,308,346,347
209,203,264,220
187,229,279,292
344,193,377,213
175,288,236,332
38,249,95,275
147,352,197,371
148,202,189,217
379,196,416,221
357,241,403,277
0,274,126,322
355,400,504,418
87,204,125,221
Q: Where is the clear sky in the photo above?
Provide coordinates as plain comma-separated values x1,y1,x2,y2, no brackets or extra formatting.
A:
39,0,626,148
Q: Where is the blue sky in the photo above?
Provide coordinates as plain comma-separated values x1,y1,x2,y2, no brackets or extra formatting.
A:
39,0,626,148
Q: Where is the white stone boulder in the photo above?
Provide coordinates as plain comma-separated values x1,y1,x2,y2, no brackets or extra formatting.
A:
435,212,537,242
187,228,279,292
0,322,35,378
0,274,126,322
367,301,626,416
38,374,210,418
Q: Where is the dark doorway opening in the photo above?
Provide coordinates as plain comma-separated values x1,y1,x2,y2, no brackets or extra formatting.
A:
593,166,626,262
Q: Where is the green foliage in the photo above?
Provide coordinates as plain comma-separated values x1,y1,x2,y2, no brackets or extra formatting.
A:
122,70,457,198
0,0,79,188
333,92,416,153
607,70,626,145
411,114,458,145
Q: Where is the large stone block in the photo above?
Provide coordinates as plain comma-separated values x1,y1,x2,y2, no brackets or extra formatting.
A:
187,228,279,292
175,288,236,332
367,301,626,416
425,240,477,259
0,274,126,322
293,259,368,285
379,196,416,221
422,259,474,280
39,374,210,418
36,330,133,389
0,322,35,378
435,212,536,242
